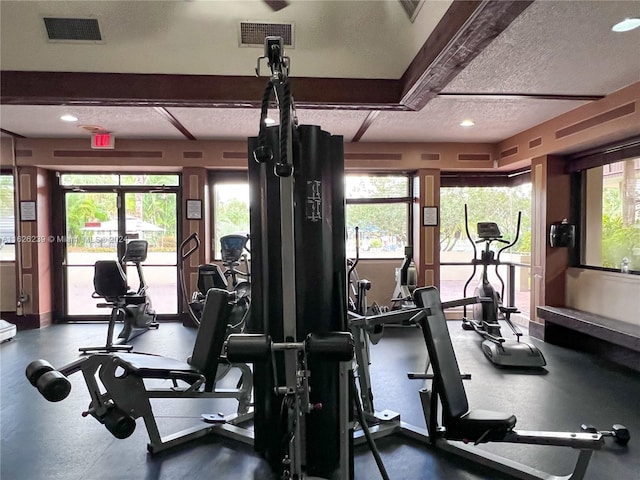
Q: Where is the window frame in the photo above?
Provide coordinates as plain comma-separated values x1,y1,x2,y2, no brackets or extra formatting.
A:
345,172,414,259
568,136,640,275
209,172,250,261
0,170,16,261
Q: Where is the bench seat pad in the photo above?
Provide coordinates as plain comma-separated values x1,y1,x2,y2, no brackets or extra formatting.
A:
446,408,516,442
113,352,198,377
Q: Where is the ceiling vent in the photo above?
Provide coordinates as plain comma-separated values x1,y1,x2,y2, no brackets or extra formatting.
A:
43,17,102,42
239,22,294,48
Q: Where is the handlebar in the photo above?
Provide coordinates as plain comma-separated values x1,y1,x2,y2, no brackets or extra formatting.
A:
348,226,360,281
180,232,200,261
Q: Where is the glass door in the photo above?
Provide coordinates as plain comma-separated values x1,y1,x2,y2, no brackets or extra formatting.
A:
124,191,178,314
64,190,119,315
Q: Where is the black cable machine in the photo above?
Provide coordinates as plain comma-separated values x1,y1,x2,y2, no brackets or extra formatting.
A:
244,36,353,479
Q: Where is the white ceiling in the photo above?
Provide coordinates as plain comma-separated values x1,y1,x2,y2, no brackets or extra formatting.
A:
1,0,639,146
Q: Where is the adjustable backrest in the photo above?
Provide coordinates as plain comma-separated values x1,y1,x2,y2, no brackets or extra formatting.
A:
189,288,234,390
197,264,227,293
93,260,128,299
413,286,469,420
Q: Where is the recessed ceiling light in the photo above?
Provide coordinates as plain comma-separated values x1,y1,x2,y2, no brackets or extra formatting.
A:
612,17,640,32
460,119,475,127
60,114,78,122
264,117,276,125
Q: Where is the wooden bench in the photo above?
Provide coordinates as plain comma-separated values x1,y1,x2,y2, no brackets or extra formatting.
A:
537,306,640,370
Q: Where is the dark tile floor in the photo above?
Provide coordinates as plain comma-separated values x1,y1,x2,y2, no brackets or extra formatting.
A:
1,320,638,480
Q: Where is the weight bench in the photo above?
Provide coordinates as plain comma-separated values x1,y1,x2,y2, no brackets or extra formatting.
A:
26,288,253,454
412,286,604,480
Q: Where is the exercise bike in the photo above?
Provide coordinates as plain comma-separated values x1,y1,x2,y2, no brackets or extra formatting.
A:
179,232,250,332
461,205,546,368
80,239,158,354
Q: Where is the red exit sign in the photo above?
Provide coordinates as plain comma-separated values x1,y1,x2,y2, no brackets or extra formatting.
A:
91,133,115,149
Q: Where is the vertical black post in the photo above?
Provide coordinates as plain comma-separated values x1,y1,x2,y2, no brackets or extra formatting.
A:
508,264,516,308
248,125,351,479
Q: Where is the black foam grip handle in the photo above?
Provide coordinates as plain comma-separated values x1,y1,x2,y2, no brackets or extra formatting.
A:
305,332,354,362
226,334,272,362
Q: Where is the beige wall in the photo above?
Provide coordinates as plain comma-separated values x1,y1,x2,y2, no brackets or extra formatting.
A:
566,268,640,328
353,259,399,308
0,262,16,312
0,81,639,327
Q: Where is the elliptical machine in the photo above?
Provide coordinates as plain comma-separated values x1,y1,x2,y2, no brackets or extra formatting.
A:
80,239,158,353
461,205,546,368
390,245,418,310
179,232,250,332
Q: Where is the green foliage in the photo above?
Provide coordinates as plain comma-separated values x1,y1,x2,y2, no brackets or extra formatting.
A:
601,186,640,270
369,238,382,249
65,193,114,239
346,203,407,240
440,185,532,254
214,198,250,256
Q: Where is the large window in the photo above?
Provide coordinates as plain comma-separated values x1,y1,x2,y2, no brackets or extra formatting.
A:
345,174,411,259
439,184,532,314
59,173,180,316
582,158,640,272
0,173,15,261
211,174,412,260
213,182,250,259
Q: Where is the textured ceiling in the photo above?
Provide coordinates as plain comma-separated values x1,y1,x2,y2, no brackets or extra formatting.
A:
0,0,451,78
1,0,639,147
443,0,640,96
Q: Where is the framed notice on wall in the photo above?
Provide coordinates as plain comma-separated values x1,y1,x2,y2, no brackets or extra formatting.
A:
422,206,438,227
186,199,202,220
20,201,37,221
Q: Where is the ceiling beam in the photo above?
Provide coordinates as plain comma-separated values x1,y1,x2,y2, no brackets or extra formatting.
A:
0,71,402,111
351,111,381,142
399,0,534,110
0,128,26,138
0,2,532,112
438,93,605,101
153,107,197,140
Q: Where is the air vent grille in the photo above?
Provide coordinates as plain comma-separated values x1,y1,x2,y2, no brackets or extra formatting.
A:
43,17,102,41
240,22,293,47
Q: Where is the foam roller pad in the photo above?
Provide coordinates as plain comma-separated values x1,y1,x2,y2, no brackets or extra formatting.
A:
305,332,354,361
226,334,272,362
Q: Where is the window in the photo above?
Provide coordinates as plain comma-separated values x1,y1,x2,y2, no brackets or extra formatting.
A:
0,173,15,261
439,184,532,312
60,173,179,186
345,174,411,259
213,183,250,260
582,158,640,272
211,174,412,260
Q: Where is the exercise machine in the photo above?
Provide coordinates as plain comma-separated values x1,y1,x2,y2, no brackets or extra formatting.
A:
226,332,355,479
411,285,619,480
0,319,17,343
390,245,418,310
461,205,546,368
26,288,253,453
80,239,158,353
248,36,354,479
179,232,250,332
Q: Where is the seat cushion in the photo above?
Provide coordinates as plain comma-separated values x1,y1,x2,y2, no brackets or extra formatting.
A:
115,352,198,378
446,408,516,442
